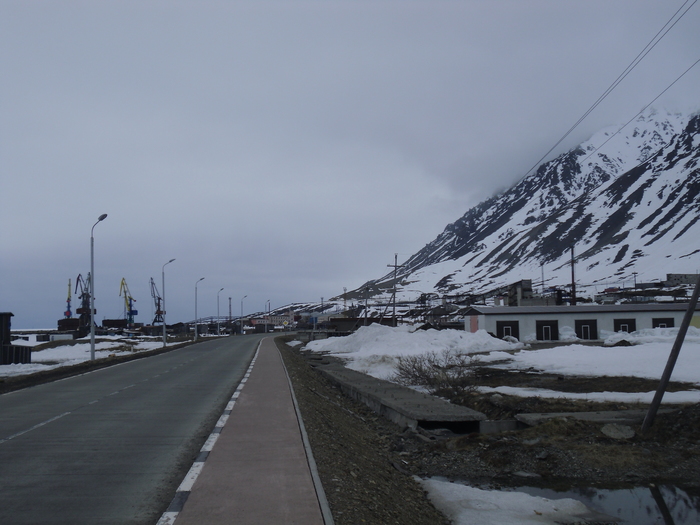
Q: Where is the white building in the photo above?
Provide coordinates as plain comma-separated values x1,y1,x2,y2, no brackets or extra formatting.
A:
464,303,700,342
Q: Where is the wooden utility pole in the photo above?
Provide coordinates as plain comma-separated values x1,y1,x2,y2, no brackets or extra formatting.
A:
642,275,700,432
570,245,576,305
387,254,404,326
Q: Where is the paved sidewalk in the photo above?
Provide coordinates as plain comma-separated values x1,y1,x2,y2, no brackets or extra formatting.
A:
170,337,326,525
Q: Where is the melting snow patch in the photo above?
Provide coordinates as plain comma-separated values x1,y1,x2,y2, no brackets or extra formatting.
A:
418,478,614,525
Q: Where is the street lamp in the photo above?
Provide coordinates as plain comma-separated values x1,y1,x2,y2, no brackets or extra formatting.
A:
194,277,204,341
90,213,108,361
240,295,247,335
265,299,270,333
162,258,176,348
217,287,224,335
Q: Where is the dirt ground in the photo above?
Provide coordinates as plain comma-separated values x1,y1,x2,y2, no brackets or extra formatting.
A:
274,336,700,525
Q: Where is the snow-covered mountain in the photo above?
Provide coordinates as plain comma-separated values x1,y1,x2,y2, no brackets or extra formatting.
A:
350,108,700,301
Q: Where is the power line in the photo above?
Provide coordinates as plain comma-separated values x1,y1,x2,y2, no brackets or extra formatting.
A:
523,0,697,177
580,55,700,165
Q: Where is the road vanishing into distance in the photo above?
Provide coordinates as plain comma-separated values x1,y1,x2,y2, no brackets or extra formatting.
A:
0,334,267,524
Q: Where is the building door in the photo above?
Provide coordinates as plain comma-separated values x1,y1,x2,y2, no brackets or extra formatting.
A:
614,319,636,333
575,319,598,340
652,318,675,328
496,320,520,340
536,320,558,341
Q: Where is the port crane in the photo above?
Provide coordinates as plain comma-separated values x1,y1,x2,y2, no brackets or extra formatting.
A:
150,278,164,324
75,273,92,329
64,278,72,319
119,278,138,326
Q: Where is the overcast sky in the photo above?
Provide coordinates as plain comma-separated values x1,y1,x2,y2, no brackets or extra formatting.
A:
2,1,699,329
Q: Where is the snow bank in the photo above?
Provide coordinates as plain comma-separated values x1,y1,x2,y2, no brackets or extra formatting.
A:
419,478,612,525
605,326,700,345
478,386,700,404
479,342,700,384
305,324,523,378
304,324,700,387
0,339,168,378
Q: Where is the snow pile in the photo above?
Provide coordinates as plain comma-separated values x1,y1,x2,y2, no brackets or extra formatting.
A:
0,338,167,377
475,334,700,403
305,324,523,378
304,325,700,399
604,326,700,345
479,342,700,383
419,478,614,525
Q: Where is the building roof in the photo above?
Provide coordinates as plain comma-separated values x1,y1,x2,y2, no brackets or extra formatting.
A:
464,303,699,316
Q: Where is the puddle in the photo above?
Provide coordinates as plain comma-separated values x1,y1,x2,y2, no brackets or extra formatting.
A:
512,484,700,524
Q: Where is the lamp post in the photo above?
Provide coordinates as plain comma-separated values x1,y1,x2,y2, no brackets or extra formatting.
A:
240,294,247,335
217,287,224,335
90,213,108,361
162,258,175,348
265,299,270,333
194,277,204,341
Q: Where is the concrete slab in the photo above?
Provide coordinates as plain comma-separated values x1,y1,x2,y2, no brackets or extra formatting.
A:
316,363,486,433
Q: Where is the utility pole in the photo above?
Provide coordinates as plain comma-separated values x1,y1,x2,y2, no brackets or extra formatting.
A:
570,245,576,306
642,275,700,432
541,264,545,294
387,254,404,326
364,286,369,326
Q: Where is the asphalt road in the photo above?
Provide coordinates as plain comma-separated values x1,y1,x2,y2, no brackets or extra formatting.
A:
0,334,265,525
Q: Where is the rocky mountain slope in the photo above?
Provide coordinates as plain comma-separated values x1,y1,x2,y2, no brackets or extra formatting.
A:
351,108,700,300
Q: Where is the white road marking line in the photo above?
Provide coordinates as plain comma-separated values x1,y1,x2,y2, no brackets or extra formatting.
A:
200,434,220,452
0,411,71,444
155,511,178,525
176,461,205,492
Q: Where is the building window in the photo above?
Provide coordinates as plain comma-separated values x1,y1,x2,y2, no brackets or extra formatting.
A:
536,320,559,341
614,319,636,333
652,318,675,328
575,319,598,340
496,320,520,340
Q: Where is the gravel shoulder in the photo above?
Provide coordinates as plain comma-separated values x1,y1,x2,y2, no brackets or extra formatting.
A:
275,336,700,524
276,337,450,524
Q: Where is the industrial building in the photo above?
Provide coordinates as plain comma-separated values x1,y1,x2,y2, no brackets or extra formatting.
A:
464,303,700,342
